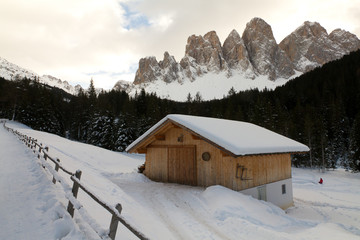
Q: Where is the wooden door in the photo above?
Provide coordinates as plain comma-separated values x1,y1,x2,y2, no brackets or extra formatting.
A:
168,146,196,185
257,185,267,201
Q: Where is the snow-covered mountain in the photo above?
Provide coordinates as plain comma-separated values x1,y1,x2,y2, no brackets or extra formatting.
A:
118,18,360,101
279,21,360,72
0,57,82,95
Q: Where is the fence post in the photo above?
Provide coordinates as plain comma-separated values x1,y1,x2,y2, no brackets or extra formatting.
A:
67,170,82,218
52,158,61,184
38,144,43,159
32,139,36,153
108,203,122,240
37,145,41,159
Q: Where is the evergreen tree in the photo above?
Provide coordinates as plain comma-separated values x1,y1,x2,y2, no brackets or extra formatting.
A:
186,93,192,102
88,78,97,108
87,111,115,149
228,87,236,96
349,113,360,172
194,92,203,102
114,114,135,151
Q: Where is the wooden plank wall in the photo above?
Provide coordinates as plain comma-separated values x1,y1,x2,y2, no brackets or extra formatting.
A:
144,125,292,191
220,154,291,191
168,147,196,185
145,147,168,182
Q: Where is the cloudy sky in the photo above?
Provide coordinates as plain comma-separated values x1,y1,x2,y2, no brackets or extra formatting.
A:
1,0,359,89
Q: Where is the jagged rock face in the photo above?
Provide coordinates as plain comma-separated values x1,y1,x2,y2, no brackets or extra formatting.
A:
159,52,176,70
222,29,254,78
329,29,360,52
184,31,227,73
279,22,359,72
179,56,198,81
74,84,83,94
134,52,185,85
133,56,162,84
132,17,360,87
242,18,294,80
184,34,209,69
205,31,228,72
159,52,182,83
113,80,133,92
279,21,332,71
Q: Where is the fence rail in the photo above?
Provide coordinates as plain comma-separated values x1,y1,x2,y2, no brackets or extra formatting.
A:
3,121,149,240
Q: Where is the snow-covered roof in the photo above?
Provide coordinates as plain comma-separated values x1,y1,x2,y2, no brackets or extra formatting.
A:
126,114,309,156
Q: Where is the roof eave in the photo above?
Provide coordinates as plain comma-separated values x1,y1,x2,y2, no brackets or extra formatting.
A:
234,150,309,157
126,118,172,153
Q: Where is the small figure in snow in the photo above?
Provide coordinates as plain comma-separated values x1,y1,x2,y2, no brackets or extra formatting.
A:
319,178,323,184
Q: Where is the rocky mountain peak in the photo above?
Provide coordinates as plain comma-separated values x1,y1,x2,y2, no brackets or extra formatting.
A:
184,31,226,73
185,34,206,61
329,29,360,52
242,17,294,80
227,29,241,39
298,21,328,39
159,52,175,69
133,56,161,85
222,29,254,78
222,29,243,66
279,21,360,72
130,18,360,99
113,80,132,92
159,52,183,83
133,52,185,85
203,31,223,53
243,17,276,41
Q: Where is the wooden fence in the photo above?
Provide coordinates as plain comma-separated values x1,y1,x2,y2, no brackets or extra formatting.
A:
3,122,149,240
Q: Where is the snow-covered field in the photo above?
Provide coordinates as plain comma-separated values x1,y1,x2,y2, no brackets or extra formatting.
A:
1,120,359,240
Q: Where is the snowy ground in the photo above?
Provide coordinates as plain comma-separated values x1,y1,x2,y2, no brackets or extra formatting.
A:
0,122,91,240
128,71,302,102
1,120,360,240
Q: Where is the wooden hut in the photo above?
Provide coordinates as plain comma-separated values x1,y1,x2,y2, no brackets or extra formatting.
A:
126,114,309,209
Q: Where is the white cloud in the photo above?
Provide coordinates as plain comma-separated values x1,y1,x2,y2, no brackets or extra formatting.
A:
0,0,359,90
150,14,174,31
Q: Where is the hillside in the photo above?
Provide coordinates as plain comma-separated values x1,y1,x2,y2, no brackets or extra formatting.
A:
1,121,359,239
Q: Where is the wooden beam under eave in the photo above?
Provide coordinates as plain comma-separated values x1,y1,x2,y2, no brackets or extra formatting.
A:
191,134,202,140
221,151,231,157
137,148,147,154
171,123,182,129
155,134,165,141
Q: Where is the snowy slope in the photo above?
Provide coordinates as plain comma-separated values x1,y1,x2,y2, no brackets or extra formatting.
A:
0,57,81,95
1,120,360,240
127,71,302,101
0,123,91,240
